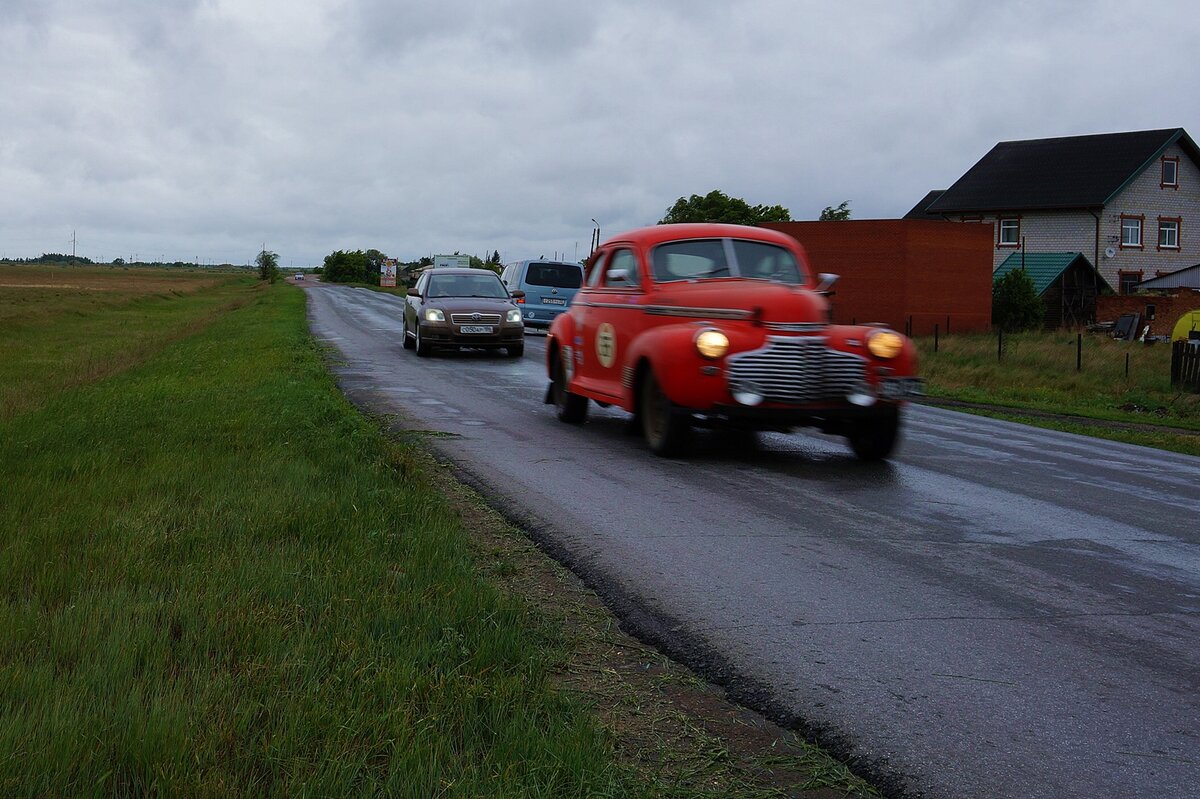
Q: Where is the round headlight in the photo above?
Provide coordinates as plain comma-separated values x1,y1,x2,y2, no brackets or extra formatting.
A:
506,308,522,323
867,330,903,359
424,308,445,322
695,329,730,360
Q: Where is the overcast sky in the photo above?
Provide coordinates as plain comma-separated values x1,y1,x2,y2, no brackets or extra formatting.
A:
2,0,1198,267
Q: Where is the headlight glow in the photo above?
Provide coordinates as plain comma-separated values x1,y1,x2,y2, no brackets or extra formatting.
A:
424,308,445,322
695,329,729,360
867,330,903,359
506,308,522,323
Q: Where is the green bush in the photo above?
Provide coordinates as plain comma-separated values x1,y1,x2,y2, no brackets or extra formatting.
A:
993,268,1043,332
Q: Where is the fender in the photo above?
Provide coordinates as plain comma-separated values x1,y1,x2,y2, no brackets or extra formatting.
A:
623,322,760,411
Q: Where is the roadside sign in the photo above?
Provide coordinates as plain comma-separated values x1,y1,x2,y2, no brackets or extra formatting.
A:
381,258,397,287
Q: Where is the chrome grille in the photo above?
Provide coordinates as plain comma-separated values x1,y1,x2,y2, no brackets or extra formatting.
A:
450,313,501,324
726,336,866,403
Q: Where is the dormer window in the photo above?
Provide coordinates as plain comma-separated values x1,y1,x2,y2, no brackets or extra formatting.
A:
1161,156,1180,188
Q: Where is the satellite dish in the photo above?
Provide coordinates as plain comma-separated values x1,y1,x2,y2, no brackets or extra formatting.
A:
1104,246,1116,259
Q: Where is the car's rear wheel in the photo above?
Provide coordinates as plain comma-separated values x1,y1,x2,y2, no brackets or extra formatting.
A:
552,352,587,424
506,343,524,358
846,406,900,461
640,369,690,457
415,324,432,357
401,315,415,349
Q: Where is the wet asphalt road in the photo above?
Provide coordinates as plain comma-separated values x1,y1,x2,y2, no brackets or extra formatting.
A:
305,283,1200,799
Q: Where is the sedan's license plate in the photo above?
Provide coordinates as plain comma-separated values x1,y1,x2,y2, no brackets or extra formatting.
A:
459,325,494,334
542,297,566,305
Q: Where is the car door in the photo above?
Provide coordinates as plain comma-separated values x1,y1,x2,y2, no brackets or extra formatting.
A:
573,245,646,402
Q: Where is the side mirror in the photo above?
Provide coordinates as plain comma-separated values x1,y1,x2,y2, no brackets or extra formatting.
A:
511,289,525,299
407,287,420,297
607,268,631,285
814,272,839,296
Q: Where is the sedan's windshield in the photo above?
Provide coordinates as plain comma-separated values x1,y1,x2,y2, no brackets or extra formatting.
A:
731,240,805,284
427,273,508,298
651,238,805,284
651,239,729,282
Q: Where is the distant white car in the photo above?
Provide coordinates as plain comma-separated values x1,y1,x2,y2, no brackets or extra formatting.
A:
294,274,304,281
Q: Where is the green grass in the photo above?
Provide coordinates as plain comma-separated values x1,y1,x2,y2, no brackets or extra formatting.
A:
0,279,626,797
915,329,1200,454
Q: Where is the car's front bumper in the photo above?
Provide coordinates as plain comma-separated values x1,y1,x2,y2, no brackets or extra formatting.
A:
420,321,525,347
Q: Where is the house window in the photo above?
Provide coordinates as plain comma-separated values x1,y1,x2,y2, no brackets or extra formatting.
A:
1118,270,1143,295
997,217,1020,247
1120,214,1143,249
1158,217,1180,249
1161,157,1180,188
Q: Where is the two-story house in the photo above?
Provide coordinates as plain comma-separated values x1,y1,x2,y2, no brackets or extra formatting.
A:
907,128,1200,295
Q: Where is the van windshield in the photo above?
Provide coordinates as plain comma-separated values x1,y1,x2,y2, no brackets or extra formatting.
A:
525,263,582,289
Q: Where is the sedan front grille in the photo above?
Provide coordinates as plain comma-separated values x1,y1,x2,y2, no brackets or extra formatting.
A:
450,313,502,324
726,336,866,403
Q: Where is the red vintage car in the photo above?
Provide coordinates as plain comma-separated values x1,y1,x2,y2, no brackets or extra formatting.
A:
544,223,922,459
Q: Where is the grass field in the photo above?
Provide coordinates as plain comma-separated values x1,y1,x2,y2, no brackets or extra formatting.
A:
915,328,1200,455
0,266,879,798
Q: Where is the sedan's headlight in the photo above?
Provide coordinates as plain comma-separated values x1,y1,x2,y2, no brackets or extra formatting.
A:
695,328,729,360
424,308,445,322
867,330,903,359
506,308,522,323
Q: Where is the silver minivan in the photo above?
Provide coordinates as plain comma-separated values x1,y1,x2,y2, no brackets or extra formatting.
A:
499,259,584,330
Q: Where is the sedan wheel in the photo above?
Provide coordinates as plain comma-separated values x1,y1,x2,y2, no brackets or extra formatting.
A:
846,406,900,461
415,324,432,357
552,353,587,424
401,315,415,349
640,369,690,457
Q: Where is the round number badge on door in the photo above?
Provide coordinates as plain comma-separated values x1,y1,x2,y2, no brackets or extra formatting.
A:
595,323,617,368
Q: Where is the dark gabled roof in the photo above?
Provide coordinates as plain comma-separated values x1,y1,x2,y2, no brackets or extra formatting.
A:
994,252,1108,295
927,128,1200,214
903,190,946,219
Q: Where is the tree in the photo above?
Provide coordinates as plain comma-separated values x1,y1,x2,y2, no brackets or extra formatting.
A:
992,267,1044,332
488,249,501,266
819,201,852,221
321,250,371,283
659,190,791,225
256,249,280,283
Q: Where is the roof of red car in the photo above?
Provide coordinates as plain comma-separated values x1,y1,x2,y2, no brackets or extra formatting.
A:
601,223,802,250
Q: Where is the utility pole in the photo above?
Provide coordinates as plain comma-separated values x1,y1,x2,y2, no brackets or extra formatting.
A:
71,229,76,260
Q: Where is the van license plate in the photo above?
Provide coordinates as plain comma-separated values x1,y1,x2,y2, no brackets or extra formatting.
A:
542,297,566,305
460,325,493,334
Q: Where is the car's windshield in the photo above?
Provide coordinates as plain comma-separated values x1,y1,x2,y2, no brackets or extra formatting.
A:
427,273,508,298
651,238,804,284
525,262,582,289
651,239,730,282
731,240,805,285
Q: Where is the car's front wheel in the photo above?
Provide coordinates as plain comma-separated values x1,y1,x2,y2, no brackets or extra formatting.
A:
640,369,690,457
552,352,587,424
506,343,524,358
401,315,415,349
415,324,432,357
846,406,900,461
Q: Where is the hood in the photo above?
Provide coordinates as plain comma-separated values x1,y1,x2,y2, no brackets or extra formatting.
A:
429,296,518,313
651,280,829,323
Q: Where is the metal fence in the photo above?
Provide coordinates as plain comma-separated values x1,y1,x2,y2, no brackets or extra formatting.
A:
1171,341,1200,391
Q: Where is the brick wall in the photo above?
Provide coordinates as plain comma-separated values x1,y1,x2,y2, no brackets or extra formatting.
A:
763,220,993,335
1096,289,1200,336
